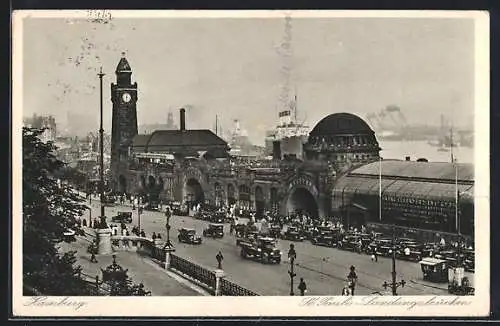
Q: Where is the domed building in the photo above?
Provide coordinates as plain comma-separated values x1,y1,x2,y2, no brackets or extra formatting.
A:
303,113,381,166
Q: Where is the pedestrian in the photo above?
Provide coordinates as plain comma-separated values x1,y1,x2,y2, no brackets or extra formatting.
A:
298,278,307,296
140,230,146,238
152,232,157,240
216,251,224,269
157,233,162,239
347,265,358,295
371,246,378,262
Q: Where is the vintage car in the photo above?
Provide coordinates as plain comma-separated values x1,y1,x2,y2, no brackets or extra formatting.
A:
171,202,188,216
236,230,261,246
111,211,133,223
144,201,159,211
396,243,424,262
209,213,225,224
281,226,305,241
310,226,333,238
311,229,336,247
419,257,449,283
240,237,282,264
339,235,363,252
177,228,202,244
300,225,316,240
268,224,282,238
203,223,224,238
102,194,116,205
368,238,394,257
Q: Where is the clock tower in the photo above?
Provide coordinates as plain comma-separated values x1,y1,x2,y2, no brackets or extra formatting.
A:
110,53,138,193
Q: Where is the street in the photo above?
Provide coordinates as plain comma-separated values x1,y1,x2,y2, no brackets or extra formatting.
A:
83,200,463,296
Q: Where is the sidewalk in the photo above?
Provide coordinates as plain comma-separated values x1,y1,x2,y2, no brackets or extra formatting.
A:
60,232,202,296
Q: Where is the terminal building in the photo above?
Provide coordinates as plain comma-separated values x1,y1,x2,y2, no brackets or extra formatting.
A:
108,55,474,238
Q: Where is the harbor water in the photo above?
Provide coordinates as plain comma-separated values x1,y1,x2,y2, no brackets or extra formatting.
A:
379,140,475,164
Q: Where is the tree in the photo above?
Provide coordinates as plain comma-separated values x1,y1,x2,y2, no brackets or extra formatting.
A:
23,127,91,295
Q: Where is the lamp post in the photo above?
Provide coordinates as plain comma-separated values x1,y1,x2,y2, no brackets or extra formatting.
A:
98,67,106,227
137,197,142,232
288,243,297,296
165,207,172,248
382,225,406,295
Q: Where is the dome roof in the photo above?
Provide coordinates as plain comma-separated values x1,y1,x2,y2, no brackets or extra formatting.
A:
310,113,374,136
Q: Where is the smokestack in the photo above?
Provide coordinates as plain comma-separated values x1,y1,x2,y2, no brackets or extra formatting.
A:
180,108,186,131
273,141,282,160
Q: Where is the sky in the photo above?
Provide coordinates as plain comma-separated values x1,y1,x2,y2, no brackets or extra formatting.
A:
21,13,475,144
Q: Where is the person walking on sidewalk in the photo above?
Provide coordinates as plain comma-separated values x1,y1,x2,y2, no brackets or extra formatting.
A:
371,245,378,262
216,251,224,269
298,278,307,296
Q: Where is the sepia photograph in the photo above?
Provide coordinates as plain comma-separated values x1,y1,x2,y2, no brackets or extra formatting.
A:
12,10,489,317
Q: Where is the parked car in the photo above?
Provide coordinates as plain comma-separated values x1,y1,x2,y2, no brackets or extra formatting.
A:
144,201,159,211
203,223,224,238
102,194,116,205
311,229,336,247
369,238,393,257
268,224,282,238
281,226,305,241
177,228,202,244
171,202,188,216
240,237,282,264
396,243,424,262
236,230,261,246
111,211,133,223
209,213,225,224
339,235,362,252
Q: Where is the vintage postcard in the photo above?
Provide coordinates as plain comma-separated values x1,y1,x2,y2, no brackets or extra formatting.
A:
12,10,489,317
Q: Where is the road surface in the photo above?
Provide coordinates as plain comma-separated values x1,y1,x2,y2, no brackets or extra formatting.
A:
83,200,466,296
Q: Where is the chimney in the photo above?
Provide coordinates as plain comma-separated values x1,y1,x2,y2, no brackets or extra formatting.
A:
405,156,411,161
180,108,186,131
272,141,282,160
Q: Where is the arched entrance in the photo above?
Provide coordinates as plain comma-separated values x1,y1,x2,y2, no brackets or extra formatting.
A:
118,175,127,194
184,178,204,209
254,186,264,218
286,187,319,218
227,184,236,206
238,185,251,210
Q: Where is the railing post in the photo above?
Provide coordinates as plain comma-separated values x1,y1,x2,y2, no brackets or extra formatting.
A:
95,275,99,294
164,248,175,269
215,269,225,296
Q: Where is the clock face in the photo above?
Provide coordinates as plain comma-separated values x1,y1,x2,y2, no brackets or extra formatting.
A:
122,92,132,103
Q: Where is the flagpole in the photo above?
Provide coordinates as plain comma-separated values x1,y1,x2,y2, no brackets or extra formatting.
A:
455,159,459,234
379,156,382,221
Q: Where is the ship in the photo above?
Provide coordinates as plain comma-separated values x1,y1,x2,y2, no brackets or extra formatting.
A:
264,15,310,160
264,95,310,160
